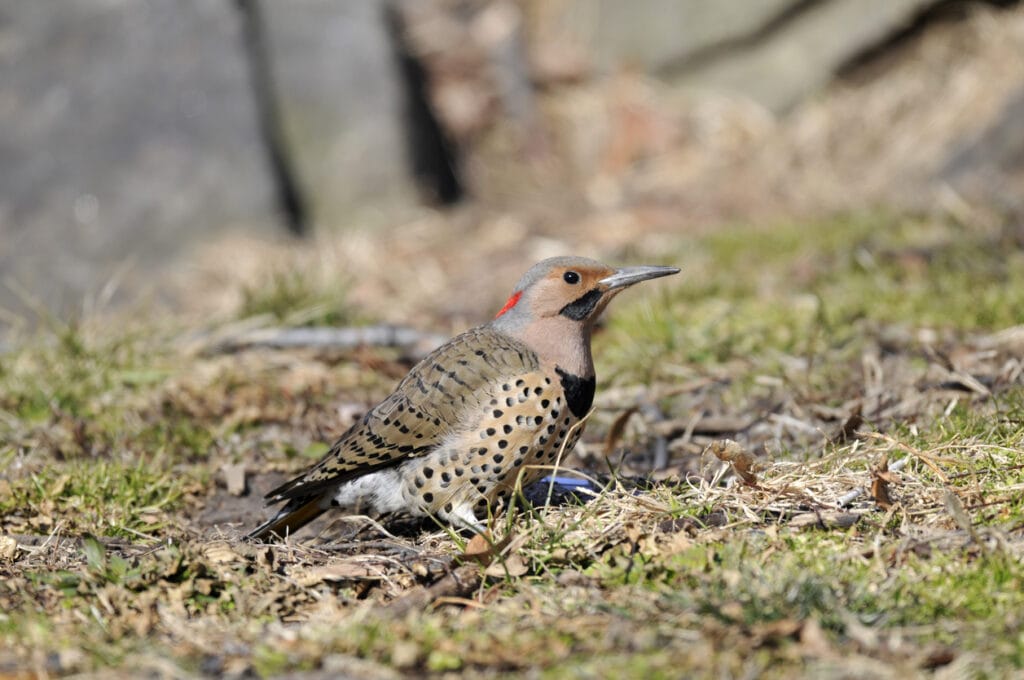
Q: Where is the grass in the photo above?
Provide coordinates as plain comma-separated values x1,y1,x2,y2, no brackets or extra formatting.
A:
2,211,1024,677
238,267,357,327
601,213,1024,385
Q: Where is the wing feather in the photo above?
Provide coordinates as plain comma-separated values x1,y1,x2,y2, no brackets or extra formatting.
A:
263,326,539,503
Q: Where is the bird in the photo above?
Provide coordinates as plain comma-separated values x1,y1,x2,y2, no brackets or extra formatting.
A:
247,256,679,541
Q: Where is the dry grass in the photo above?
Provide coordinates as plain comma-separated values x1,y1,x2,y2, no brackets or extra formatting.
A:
4,5,1024,676
3,210,1024,677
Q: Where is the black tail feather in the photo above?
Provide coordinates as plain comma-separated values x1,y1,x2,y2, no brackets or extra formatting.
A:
246,495,328,541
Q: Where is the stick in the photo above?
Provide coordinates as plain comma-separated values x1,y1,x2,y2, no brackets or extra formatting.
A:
204,325,448,357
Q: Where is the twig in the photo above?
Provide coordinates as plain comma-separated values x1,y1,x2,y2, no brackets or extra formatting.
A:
865,432,952,482
386,564,482,616
203,325,448,357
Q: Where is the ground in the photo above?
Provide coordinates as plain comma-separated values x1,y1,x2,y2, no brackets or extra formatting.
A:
4,6,1024,673
1,209,1023,678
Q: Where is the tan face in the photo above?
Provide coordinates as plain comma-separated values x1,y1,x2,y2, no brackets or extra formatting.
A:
528,264,618,320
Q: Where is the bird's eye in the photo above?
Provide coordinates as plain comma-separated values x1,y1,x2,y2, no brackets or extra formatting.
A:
563,271,580,284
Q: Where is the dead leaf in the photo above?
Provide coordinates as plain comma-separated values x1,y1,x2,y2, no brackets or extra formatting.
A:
203,541,242,565
483,554,529,578
831,403,863,444
0,535,18,561
706,439,758,485
870,454,896,509
463,532,496,564
920,646,957,670
462,531,513,566
603,406,638,457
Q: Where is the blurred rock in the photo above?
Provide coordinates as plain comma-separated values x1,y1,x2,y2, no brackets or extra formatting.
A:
942,84,1024,216
0,1,280,326
257,0,423,226
533,0,794,74
536,0,942,112
391,0,544,201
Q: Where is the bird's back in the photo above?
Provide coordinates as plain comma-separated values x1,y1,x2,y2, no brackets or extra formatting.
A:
250,326,545,534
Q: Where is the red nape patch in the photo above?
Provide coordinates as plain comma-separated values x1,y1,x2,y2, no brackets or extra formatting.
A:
495,291,522,318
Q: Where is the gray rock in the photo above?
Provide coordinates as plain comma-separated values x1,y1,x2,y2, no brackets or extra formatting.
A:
0,0,280,327
546,0,942,112
547,0,796,74
667,0,939,112
257,0,421,230
942,84,1024,216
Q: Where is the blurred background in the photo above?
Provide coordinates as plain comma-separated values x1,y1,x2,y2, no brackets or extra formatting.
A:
1,0,1022,333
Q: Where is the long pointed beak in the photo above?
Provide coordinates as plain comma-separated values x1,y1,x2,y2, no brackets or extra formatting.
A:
599,265,680,290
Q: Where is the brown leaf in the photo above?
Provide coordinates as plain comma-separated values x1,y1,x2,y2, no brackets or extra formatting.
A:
921,646,957,670
603,406,638,457
463,532,496,564
462,531,517,566
870,454,895,509
706,439,758,485
831,403,863,444
203,541,242,565
483,554,528,579
0,535,18,562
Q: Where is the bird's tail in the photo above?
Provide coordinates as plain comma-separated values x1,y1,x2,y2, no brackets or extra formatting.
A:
246,495,329,542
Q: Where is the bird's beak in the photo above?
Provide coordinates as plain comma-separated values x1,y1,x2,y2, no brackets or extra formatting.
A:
598,265,680,290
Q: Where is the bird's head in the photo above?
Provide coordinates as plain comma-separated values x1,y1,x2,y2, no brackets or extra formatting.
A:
490,257,678,374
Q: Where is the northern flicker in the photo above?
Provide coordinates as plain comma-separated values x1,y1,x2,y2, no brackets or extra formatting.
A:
247,256,678,540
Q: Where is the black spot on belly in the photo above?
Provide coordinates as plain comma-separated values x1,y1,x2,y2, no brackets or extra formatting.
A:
555,367,596,418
